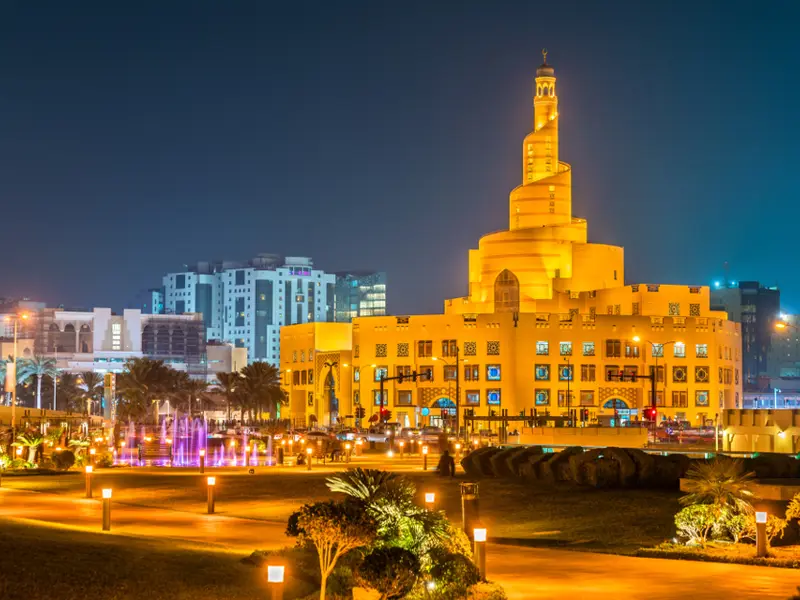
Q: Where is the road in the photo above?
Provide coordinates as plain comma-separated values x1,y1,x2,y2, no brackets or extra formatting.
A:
1,487,797,599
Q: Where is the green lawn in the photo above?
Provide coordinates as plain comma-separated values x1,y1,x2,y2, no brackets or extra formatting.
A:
0,520,266,600
3,465,681,553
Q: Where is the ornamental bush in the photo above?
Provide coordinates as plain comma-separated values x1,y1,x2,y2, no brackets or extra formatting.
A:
53,450,75,471
355,546,419,600
674,504,719,546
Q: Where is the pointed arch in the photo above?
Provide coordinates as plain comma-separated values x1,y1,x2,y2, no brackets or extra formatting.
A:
494,269,520,313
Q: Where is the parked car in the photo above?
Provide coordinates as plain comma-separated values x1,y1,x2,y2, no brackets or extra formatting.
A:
399,427,420,439
365,423,401,443
419,426,444,444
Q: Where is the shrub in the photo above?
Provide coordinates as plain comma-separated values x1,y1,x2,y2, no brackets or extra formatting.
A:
10,458,33,470
466,582,508,600
428,550,481,597
675,505,719,547
717,512,750,543
355,547,419,599
53,450,76,471
96,452,114,468
742,514,787,547
680,458,755,516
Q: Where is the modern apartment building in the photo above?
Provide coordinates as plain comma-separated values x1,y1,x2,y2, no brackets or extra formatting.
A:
162,254,335,364
334,271,387,322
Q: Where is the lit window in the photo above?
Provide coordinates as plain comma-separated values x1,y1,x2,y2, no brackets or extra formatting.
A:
696,344,708,358
582,342,595,356
536,341,549,356
535,364,550,381
651,344,664,358
558,364,573,381
695,390,709,407
486,365,501,381
465,391,480,406
559,342,572,356
374,367,388,382
535,389,550,406
487,389,501,405
673,343,686,358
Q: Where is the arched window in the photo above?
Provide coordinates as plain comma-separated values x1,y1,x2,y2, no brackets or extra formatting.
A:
537,86,542,96
64,324,75,333
156,326,170,354
603,398,629,410
49,323,60,332
61,323,77,352
494,269,520,313
80,324,90,333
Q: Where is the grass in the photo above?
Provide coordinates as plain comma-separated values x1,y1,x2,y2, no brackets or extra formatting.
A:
0,520,267,600
3,463,682,554
637,542,800,568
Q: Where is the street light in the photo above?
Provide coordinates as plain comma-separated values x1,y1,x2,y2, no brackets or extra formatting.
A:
207,476,216,514
631,336,680,433
432,349,467,441
3,312,29,432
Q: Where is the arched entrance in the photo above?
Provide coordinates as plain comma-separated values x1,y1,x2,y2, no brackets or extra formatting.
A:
325,368,338,424
602,398,637,427
430,398,456,429
494,270,519,313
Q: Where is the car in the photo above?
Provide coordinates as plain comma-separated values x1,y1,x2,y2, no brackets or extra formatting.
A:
400,427,420,439
419,426,444,444
365,423,402,443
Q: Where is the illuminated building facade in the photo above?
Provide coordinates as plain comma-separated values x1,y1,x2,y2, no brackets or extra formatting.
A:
334,271,387,322
281,55,742,429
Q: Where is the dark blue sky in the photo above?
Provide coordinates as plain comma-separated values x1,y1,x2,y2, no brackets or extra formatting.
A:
1,1,798,315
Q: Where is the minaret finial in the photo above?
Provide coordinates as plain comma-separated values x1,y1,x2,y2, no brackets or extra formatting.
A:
542,48,548,64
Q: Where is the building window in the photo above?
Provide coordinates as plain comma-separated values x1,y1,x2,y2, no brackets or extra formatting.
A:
375,343,387,358
605,339,621,358
374,366,388,382
397,343,409,357
632,302,640,316
668,303,680,316
582,342,595,356
625,342,640,358
557,390,574,407
695,390,710,407
292,351,297,362
292,371,300,385
465,391,480,406
442,340,457,357
444,365,457,381
397,391,412,406
651,344,664,358
417,340,433,357
695,366,709,383
487,341,500,355
236,270,246,286
696,344,708,358
373,390,387,406
464,341,477,356
535,364,550,381
396,365,412,378
420,366,434,382
605,365,620,382
580,364,596,382
649,365,665,383
308,369,313,384
690,303,701,317
580,390,595,406
558,364,573,381
623,365,638,380
486,365,501,381
354,344,359,358
464,365,480,381
536,341,549,356
560,342,572,356
353,367,360,382
300,350,305,362
673,366,687,383
535,389,550,406
672,391,688,407
487,389,501,405
300,370,307,385
673,342,686,358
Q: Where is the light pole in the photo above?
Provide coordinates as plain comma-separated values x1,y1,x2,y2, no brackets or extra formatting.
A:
632,336,679,442
53,347,58,411
4,313,29,432
432,347,465,441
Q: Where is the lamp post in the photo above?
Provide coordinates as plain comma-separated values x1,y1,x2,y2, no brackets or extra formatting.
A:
755,511,768,557
632,336,679,441
306,446,313,471
102,488,112,531
345,442,351,463
4,313,29,432
424,492,436,511
207,476,216,514
199,448,205,473
473,527,487,580
422,445,429,471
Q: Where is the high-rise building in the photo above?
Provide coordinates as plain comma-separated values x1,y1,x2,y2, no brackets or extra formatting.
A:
334,271,387,322
162,255,335,364
711,281,780,389
280,55,742,430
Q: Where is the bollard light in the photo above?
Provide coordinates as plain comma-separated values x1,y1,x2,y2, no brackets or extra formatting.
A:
425,492,435,504
387,450,394,458
422,445,429,471
345,442,351,463
199,448,206,457
473,527,487,579
166,438,172,445
756,511,767,523
267,565,286,600
755,511,768,557
15,446,22,456
199,448,206,474
85,465,94,498
207,476,216,514
101,488,112,531
306,447,313,471
55,446,62,452
102,488,112,499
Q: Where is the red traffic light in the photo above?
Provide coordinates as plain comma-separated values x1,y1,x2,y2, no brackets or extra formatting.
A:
643,407,657,420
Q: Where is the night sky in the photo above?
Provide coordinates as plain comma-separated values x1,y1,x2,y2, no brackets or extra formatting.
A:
1,1,798,315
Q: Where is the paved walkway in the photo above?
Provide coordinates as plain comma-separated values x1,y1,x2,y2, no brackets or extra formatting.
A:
2,488,798,599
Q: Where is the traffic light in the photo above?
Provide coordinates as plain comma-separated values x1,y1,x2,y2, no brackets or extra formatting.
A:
618,370,625,382
356,406,366,419
398,373,404,384
411,371,418,382
643,407,657,421
581,408,589,422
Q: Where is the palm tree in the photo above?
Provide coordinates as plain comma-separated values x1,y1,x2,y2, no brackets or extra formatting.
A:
56,373,84,413
0,354,22,405
680,458,756,516
12,432,44,463
78,371,104,416
172,373,211,417
116,357,178,423
18,356,57,410
212,372,241,422
239,362,287,423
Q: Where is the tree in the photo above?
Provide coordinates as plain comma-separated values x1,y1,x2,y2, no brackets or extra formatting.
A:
78,371,104,416
680,458,755,517
172,373,211,417
326,468,410,504
674,504,718,547
239,362,286,423
17,356,56,410
56,373,83,412
12,432,44,464
116,358,179,423
212,372,241,422
292,501,376,599
356,547,420,600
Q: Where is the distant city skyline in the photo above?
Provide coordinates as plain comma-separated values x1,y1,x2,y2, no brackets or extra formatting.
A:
1,1,798,315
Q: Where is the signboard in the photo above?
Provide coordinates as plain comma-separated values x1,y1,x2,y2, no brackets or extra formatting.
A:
103,373,116,421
